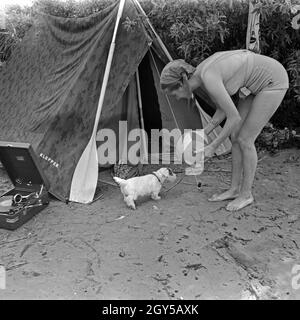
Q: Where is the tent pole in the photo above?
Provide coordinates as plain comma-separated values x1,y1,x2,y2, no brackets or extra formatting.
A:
149,49,180,130
135,70,148,163
132,0,173,61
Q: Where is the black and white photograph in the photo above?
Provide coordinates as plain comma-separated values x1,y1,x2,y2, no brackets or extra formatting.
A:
0,0,299,302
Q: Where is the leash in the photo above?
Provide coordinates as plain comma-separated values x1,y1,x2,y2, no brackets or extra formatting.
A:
160,157,218,195
151,171,185,194
160,173,186,195
151,172,163,184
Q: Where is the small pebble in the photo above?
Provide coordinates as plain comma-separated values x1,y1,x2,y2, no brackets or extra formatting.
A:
119,251,125,257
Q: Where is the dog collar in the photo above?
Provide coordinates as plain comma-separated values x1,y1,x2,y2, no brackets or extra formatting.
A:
151,172,163,184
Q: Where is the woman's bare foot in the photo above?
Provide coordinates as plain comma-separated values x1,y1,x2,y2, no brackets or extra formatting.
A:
226,194,254,211
208,188,239,202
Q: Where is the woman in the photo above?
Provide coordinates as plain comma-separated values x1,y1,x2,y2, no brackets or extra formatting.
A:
160,50,289,211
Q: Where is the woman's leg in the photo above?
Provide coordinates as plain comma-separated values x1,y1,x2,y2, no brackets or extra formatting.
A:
226,89,287,211
208,95,253,201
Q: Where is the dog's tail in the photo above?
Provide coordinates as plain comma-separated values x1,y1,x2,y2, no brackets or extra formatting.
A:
113,176,127,187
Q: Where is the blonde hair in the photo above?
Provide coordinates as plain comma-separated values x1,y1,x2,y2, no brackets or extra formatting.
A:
160,59,195,91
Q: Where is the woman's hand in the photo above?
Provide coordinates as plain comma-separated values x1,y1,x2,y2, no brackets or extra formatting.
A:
204,144,216,158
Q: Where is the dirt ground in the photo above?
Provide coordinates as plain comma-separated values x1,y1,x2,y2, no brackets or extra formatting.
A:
0,148,299,300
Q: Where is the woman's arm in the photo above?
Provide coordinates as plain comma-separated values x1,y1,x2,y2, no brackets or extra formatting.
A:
204,108,226,136
202,71,241,151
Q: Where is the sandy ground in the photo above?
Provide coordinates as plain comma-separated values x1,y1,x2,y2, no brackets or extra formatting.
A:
0,148,299,300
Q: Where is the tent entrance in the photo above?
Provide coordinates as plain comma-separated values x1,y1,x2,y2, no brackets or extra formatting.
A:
137,52,163,155
138,52,163,135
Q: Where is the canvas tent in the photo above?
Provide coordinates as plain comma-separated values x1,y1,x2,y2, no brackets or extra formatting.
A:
0,0,231,204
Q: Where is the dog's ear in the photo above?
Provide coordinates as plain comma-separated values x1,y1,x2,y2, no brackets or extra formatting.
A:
158,168,169,177
161,167,174,177
167,167,174,176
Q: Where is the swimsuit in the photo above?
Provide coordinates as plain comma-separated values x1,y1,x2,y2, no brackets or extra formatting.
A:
195,50,289,98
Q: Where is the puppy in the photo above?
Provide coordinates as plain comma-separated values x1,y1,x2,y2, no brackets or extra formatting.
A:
113,167,176,210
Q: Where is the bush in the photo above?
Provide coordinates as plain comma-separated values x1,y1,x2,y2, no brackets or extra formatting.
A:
139,0,249,64
32,0,116,17
1,0,300,129
0,4,34,61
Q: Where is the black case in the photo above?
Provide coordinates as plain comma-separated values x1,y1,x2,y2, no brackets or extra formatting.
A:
0,141,50,230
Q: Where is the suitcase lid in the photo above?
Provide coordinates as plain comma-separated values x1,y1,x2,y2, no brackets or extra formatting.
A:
0,141,50,190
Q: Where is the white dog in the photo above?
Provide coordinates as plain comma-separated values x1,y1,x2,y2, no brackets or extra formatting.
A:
113,167,177,210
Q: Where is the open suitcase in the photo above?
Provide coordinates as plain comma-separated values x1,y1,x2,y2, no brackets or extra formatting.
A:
0,142,50,230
